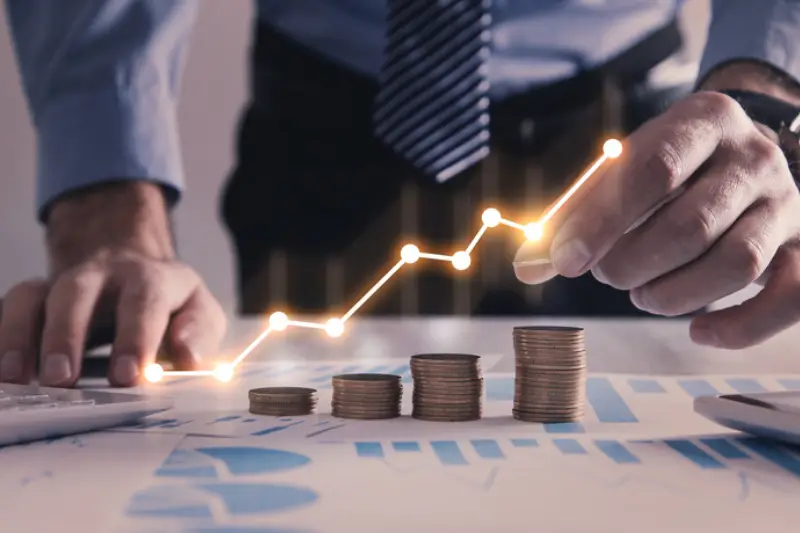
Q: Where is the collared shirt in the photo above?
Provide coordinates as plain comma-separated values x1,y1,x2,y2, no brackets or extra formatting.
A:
5,0,800,217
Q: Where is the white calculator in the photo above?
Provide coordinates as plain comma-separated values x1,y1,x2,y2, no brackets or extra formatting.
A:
694,391,800,445
0,382,172,447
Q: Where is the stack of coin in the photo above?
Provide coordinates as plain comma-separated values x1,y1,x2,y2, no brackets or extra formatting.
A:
411,353,483,422
248,387,318,416
331,373,403,419
512,326,586,423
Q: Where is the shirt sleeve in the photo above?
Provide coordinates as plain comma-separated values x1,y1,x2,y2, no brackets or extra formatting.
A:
4,0,198,220
698,0,800,85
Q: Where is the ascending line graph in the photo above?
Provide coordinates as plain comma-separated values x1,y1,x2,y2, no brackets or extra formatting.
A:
143,139,623,383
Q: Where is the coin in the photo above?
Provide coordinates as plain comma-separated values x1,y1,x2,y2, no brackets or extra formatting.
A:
410,353,483,422
248,386,318,416
331,373,403,420
512,325,587,423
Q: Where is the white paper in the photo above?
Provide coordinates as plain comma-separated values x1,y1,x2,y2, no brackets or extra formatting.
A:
114,433,800,533
0,431,183,533
10,371,800,532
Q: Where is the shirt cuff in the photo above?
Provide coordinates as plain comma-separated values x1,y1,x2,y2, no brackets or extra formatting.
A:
698,1,800,86
35,84,184,220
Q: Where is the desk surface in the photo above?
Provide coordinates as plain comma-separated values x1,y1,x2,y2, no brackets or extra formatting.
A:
6,317,800,533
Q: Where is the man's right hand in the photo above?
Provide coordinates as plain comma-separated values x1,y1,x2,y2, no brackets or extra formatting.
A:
0,181,226,387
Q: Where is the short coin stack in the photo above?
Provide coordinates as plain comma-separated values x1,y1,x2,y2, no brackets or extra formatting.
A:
331,373,403,419
411,353,483,422
248,387,318,416
512,326,586,423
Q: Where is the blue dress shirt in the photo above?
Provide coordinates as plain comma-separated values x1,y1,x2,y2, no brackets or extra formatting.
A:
4,0,800,218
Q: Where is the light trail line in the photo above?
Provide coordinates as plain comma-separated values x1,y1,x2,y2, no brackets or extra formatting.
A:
144,140,622,383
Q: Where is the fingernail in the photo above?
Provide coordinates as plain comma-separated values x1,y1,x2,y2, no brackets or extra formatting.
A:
690,326,720,346
550,238,592,275
592,265,609,284
114,356,140,385
0,351,23,380
513,262,558,285
513,242,550,266
42,354,72,385
692,326,720,346
630,289,653,313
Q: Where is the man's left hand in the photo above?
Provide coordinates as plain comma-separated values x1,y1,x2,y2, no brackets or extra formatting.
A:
515,88,800,349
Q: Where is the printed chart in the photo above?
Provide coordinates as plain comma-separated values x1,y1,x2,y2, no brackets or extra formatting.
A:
118,433,800,533
100,366,800,532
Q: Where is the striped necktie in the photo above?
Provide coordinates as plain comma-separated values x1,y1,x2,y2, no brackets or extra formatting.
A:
374,0,492,183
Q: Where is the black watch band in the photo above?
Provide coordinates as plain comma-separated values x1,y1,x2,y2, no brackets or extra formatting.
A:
716,89,800,183
716,89,800,133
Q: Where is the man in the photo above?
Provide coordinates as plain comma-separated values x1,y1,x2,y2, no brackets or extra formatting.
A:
2,0,800,388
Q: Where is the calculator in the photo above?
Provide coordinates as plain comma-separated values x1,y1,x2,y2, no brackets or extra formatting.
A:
0,382,173,447
694,391,800,445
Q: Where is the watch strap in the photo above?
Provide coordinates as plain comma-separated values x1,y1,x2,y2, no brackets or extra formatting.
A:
715,89,800,184
716,89,800,133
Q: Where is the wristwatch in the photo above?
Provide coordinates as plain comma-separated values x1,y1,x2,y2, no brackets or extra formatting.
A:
717,89,800,181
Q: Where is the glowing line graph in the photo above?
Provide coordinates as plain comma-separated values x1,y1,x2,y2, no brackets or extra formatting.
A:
143,139,623,384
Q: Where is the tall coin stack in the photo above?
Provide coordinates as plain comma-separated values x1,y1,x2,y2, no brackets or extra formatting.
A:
331,373,403,419
411,354,483,422
249,387,318,416
512,326,587,423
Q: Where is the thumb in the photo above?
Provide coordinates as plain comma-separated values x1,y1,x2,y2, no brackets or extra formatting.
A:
513,238,558,285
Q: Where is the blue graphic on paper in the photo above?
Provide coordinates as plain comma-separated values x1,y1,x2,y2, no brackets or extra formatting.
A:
628,379,665,393
127,483,318,518
346,436,800,482
128,445,318,526
156,447,310,479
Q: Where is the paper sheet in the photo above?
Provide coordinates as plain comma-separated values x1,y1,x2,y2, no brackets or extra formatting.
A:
0,431,184,533
114,434,800,533
17,368,800,532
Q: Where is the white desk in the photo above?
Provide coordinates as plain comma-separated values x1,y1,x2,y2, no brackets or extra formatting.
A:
5,317,800,533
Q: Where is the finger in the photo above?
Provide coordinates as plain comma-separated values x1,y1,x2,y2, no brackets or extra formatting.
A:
689,247,800,349
628,202,784,316
40,268,106,387
0,280,48,383
592,150,765,290
110,263,199,386
549,91,747,277
164,285,227,370
513,238,558,285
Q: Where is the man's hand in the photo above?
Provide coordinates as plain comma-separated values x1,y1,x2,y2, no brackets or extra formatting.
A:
514,62,800,349
0,182,226,387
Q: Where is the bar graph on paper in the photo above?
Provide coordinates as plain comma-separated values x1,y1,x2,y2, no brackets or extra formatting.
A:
350,436,800,480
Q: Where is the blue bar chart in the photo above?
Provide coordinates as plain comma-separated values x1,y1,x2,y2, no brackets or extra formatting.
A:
348,436,800,480
678,379,719,398
628,379,666,394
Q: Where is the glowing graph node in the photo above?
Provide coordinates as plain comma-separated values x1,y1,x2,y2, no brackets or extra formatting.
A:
481,208,501,227
603,139,623,159
325,318,345,338
451,251,471,271
144,363,164,383
269,312,289,331
143,140,621,383
213,363,235,383
524,223,543,242
401,244,421,264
